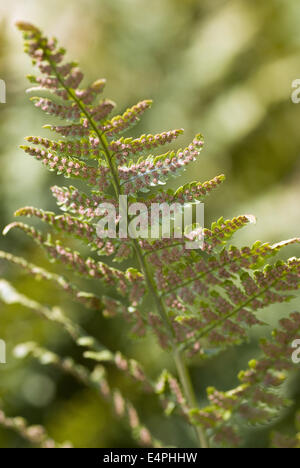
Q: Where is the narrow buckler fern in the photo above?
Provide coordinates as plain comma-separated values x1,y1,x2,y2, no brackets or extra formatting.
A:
0,21,299,448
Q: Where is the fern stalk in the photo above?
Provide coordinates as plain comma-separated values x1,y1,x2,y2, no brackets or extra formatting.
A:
40,42,208,448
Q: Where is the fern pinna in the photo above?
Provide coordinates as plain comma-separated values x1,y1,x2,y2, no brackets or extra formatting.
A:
0,21,299,448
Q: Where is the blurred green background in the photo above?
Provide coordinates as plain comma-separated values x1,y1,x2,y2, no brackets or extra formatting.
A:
0,0,300,448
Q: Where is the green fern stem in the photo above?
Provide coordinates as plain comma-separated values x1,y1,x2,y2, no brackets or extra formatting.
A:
46,53,209,449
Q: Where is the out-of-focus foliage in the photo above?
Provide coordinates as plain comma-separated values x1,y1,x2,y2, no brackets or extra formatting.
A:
0,0,300,448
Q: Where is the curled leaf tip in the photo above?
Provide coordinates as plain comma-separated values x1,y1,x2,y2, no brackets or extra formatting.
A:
2,224,14,236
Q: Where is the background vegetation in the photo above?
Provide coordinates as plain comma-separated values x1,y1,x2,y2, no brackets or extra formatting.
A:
0,0,299,447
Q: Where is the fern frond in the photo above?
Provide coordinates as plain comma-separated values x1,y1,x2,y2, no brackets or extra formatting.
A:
7,20,300,449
